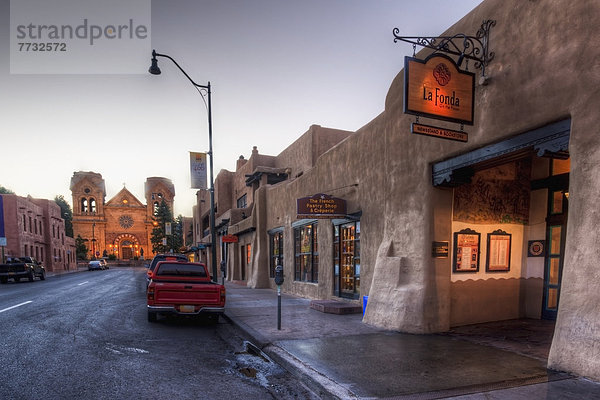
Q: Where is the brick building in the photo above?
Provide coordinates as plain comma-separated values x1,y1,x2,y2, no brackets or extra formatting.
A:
0,194,76,271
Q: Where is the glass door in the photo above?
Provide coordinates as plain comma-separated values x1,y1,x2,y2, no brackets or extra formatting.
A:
334,222,360,299
542,186,568,320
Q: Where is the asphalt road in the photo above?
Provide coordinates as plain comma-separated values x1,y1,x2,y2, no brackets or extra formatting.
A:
0,267,318,400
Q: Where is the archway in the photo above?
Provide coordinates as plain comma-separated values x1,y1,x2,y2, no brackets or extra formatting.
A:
112,233,141,260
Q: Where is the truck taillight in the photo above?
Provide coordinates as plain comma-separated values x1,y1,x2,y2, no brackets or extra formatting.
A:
220,287,226,305
147,287,155,301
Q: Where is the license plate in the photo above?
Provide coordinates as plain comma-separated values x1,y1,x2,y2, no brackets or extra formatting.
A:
180,305,195,313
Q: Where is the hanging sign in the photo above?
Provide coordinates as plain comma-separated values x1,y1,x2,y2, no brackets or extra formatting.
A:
297,193,347,219
404,53,475,125
222,235,238,243
412,123,468,142
190,151,207,189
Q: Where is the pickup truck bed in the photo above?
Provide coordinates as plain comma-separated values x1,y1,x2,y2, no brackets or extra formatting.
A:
147,261,225,322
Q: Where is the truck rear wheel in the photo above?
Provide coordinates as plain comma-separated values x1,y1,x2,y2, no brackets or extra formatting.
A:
29,271,36,282
147,312,157,323
40,270,46,280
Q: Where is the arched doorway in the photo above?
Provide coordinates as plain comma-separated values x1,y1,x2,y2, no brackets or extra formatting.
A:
112,233,141,260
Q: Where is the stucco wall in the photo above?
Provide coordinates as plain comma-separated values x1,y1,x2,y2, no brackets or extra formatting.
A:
360,0,600,380
257,116,386,300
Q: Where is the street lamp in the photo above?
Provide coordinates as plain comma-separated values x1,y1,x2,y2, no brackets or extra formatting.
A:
91,222,96,260
149,50,218,282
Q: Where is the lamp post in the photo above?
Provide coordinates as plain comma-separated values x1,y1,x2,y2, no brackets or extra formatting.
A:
91,222,96,260
149,50,218,282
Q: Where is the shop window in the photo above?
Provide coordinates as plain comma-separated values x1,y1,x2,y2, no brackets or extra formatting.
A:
269,231,284,278
246,244,252,265
81,198,88,213
237,194,247,209
334,221,360,298
551,158,570,176
294,223,318,283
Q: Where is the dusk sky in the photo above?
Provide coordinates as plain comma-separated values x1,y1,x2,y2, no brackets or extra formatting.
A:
0,0,483,216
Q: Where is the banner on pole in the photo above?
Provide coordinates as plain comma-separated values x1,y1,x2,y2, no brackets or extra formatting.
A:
190,152,207,189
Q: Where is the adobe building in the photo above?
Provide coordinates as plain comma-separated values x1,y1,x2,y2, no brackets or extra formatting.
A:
193,0,600,380
0,194,76,271
70,172,175,260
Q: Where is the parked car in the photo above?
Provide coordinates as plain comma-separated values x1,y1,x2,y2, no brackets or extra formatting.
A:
0,256,46,283
88,260,104,271
147,261,225,323
146,253,188,286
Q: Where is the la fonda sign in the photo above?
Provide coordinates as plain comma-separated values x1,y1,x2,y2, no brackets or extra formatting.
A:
404,53,475,125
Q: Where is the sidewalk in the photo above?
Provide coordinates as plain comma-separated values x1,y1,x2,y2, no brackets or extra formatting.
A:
45,264,88,277
223,282,600,399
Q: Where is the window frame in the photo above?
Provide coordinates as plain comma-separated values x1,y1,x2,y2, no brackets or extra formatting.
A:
269,229,284,278
293,222,318,283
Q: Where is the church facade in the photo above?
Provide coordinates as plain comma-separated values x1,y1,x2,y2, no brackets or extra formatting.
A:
70,171,175,260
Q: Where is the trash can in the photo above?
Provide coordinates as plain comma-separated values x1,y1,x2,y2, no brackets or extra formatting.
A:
362,295,369,317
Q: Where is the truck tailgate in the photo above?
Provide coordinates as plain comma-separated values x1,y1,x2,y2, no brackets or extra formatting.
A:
154,283,222,305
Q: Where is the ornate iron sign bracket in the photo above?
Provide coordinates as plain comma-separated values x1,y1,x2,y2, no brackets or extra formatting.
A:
393,20,496,78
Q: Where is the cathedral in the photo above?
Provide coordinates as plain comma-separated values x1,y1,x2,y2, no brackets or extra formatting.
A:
70,171,175,260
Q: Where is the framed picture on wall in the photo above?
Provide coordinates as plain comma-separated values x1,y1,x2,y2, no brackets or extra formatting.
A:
486,229,511,272
527,240,545,257
453,228,480,273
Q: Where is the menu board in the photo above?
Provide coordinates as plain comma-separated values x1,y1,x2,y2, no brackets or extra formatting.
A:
453,229,480,273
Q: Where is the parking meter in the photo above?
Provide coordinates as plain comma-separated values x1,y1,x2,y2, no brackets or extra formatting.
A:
274,265,284,286
275,265,284,330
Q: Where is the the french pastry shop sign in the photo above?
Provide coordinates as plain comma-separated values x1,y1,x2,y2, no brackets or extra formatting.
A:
297,194,347,219
404,53,475,125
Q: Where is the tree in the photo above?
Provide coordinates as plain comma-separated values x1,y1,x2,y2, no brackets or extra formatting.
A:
0,185,15,194
150,199,173,254
54,195,74,237
173,215,185,252
75,235,88,260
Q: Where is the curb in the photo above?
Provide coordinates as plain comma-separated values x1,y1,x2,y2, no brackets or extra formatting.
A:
222,311,357,400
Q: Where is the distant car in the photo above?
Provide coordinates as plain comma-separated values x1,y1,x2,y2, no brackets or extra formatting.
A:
88,260,104,271
98,259,108,269
146,253,188,286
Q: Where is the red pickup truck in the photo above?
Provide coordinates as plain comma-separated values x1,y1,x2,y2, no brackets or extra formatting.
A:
146,261,225,323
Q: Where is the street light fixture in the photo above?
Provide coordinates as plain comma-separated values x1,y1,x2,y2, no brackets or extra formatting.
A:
148,49,218,282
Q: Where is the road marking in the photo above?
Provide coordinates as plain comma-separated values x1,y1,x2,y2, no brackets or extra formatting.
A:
0,301,33,313
78,281,89,286
105,344,149,355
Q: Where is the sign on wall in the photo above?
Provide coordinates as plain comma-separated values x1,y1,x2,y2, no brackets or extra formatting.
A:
297,193,347,219
404,53,475,125
222,234,238,243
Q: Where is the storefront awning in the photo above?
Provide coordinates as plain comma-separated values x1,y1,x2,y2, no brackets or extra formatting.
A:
432,119,571,187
